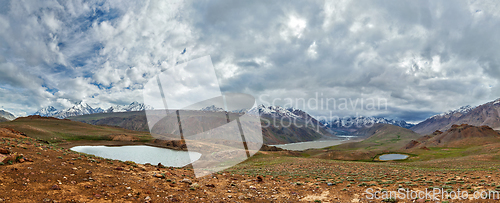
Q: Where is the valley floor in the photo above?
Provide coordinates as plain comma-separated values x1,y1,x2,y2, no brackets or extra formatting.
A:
1,137,500,202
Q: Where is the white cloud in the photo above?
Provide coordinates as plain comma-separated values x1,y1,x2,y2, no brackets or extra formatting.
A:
0,0,500,123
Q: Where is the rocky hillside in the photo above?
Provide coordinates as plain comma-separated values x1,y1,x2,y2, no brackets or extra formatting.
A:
0,115,152,143
406,124,500,148
411,99,500,135
69,107,336,145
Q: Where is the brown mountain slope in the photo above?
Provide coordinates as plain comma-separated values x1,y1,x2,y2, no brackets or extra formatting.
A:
69,111,335,145
0,115,152,142
411,99,500,135
408,124,500,148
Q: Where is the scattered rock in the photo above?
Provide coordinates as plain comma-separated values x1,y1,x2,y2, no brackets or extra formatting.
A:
0,148,10,154
50,184,61,190
257,176,263,182
191,183,200,189
115,167,124,171
205,184,215,188
154,173,164,178
1,155,16,164
181,178,192,184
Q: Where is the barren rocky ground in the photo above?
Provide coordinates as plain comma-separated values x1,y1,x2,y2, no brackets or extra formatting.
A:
2,130,500,202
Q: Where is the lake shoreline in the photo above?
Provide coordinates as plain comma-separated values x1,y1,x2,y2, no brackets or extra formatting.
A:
270,138,361,151
58,139,188,151
70,145,201,166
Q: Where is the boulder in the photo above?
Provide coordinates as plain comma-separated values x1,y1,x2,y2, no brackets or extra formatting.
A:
0,148,10,154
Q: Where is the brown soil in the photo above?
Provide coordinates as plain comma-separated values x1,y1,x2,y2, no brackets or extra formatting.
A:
1,133,500,202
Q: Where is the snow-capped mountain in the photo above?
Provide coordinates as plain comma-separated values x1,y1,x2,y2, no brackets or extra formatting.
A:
34,101,153,119
52,101,104,119
321,116,415,129
247,104,302,118
411,98,500,135
107,102,154,113
430,105,475,119
0,110,16,121
200,105,225,112
200,104,313,120
34,106,59,117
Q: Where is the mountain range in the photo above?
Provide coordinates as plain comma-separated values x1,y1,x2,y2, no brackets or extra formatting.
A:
411,98,500,135
33,97,500,138
106,102,154,113
199,104,416,134
321,116,414,132
34,101,153,119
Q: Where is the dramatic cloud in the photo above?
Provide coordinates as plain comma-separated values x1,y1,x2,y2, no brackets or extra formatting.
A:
0,0,499,122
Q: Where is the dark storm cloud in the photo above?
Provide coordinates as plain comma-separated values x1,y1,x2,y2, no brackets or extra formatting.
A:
1,0,499,122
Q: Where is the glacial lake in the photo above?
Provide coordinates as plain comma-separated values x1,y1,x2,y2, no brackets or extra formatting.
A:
271,139,346,151
379,154,409,161
70,145,201,167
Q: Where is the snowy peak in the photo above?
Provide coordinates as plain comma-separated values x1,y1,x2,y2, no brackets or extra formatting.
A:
322,116,414,129
200,105,225,112
0,110,16,121
66,102,97,114
412,98,500,135
492,98,500,105
34,106,59,117
53,101,102,118
34,101,153,119
431,105,475,119
248,104,301,118
106,102,154,113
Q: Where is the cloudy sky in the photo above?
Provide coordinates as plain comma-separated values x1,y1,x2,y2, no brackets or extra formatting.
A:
1,0,500,123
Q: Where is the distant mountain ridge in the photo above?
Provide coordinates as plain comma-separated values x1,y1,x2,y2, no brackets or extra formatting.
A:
202,104,320,124
0,110,16,121
202,104,413,133
411,98,500,135
320,116,415,133
200,105,225,112
34,101,153,119
406,124,500,149
71,104,337,145
106,102,153,113
34,106,59,117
